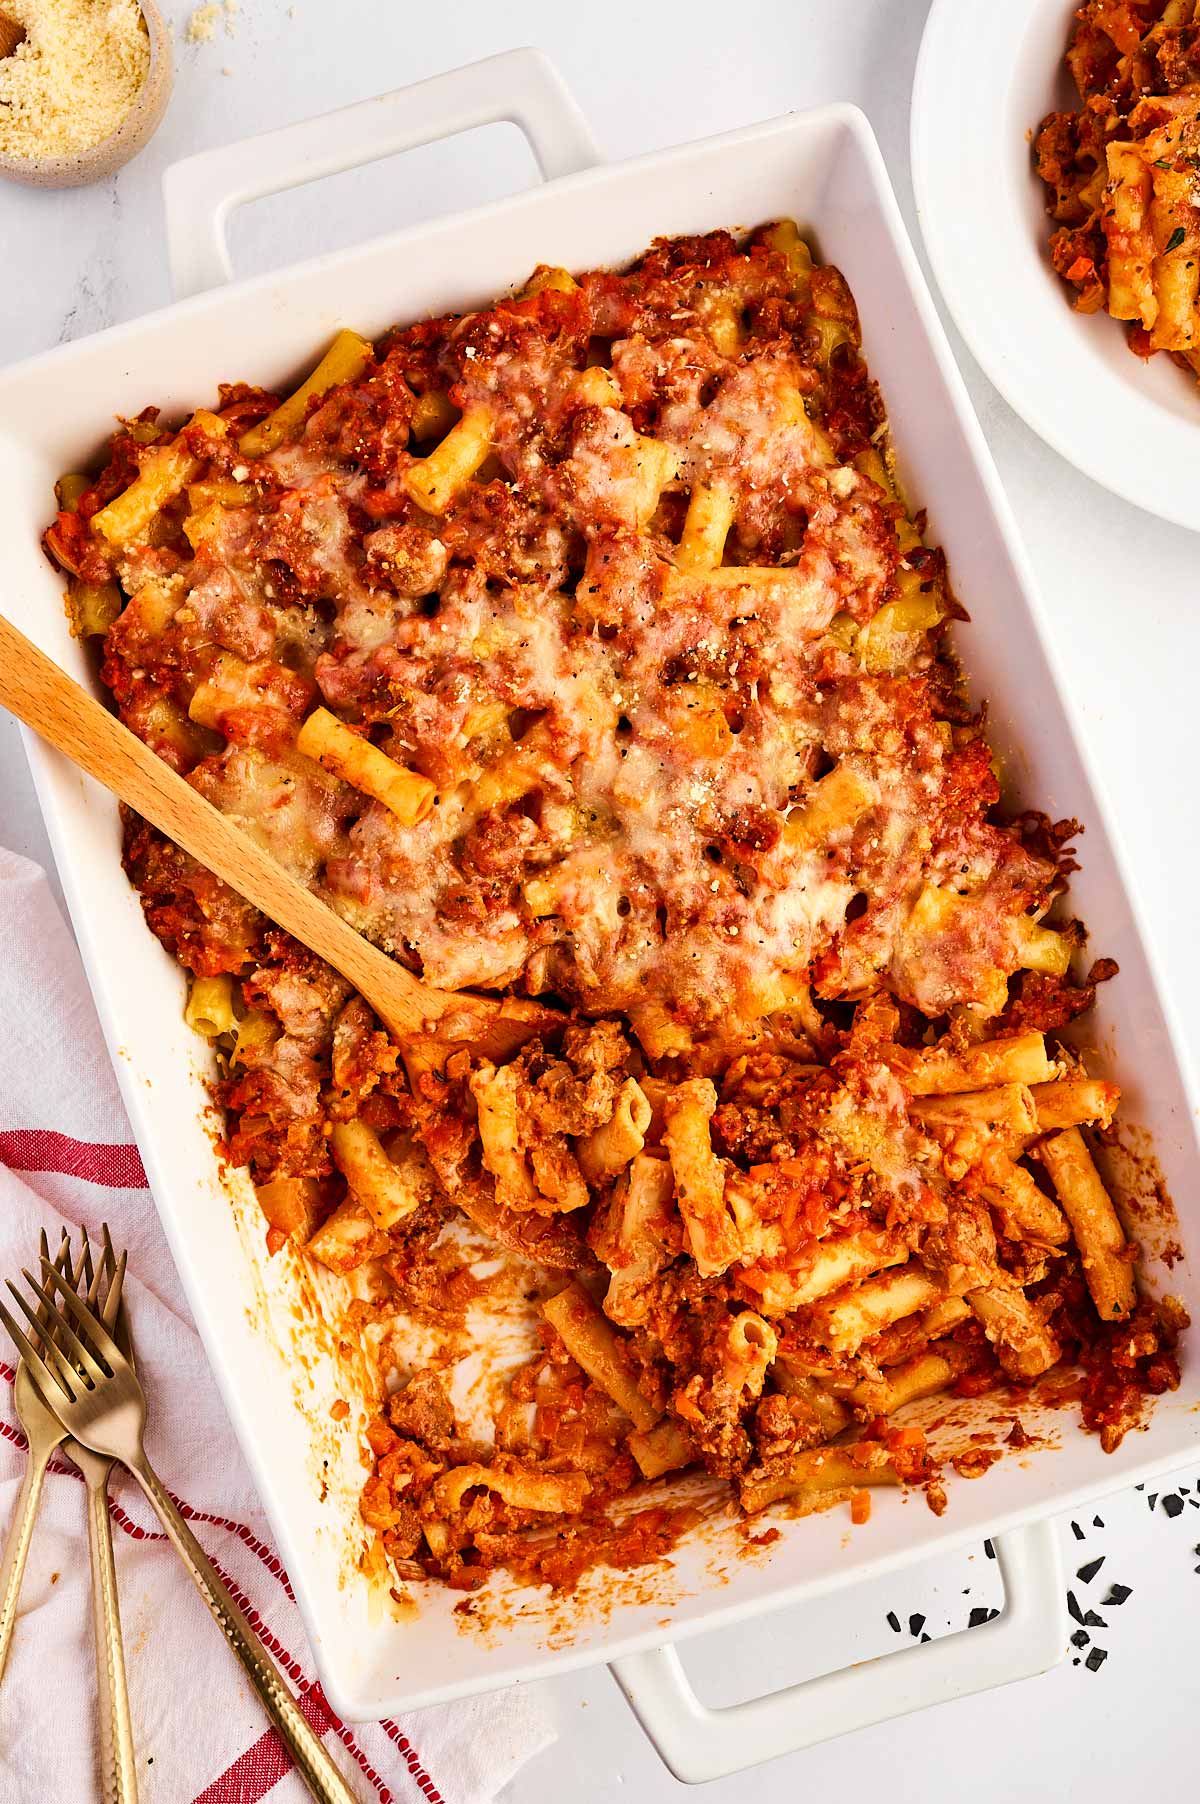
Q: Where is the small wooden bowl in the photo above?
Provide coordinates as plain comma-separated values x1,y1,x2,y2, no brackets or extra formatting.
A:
0,0,173,189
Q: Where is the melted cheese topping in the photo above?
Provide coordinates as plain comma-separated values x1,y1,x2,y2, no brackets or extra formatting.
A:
79,227,1061,1043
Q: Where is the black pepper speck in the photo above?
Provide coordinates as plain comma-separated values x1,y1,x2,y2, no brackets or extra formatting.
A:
1070,1629,1090,1650
887,1611,901,1633
1104,1585,1132,1607
1163,1495,1184,1519
1067,1591,1084,1625
1077,1557,1105,1584
909,1613,926,1636
1071,1521,1085,1541
1085,1647,1108,1672
1083,1611,1106,1629
968,1606,990,1628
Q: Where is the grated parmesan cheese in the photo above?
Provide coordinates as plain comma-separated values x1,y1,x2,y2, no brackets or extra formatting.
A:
185,2,219,41
0,0,150,159
186,0,237,45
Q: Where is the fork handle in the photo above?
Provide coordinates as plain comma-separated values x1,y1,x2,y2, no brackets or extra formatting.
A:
82,1458,139,1804
128,1455,359,1804
0,1443,52,1686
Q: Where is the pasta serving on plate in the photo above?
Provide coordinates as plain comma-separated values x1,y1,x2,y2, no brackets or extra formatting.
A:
1037,0,1200,378
43,220,1185,1593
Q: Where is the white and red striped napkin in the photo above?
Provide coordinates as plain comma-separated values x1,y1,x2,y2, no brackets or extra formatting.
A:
0,844,555,1803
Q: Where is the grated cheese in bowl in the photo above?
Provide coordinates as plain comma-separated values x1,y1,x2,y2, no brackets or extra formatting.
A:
0,0,151,160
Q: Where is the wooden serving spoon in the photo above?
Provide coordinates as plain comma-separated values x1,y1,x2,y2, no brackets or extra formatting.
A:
0,10,25,60
0,613,556,1060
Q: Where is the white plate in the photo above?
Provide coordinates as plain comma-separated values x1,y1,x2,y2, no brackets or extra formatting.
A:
2,50,1199,1781
912,0,1200,532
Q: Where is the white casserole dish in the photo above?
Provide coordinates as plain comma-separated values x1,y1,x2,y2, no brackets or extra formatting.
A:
912,0,1200,532
2,50,1198,1784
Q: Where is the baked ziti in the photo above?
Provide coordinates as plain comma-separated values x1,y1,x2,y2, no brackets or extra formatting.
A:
1037,0,1200,380
44,222,1185,1593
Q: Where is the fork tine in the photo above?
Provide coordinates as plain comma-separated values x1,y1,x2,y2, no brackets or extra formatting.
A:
39,1229,70,1268
104,1248,128,1329
32,1229,72,1332
43,1232,76,1344
0,1295,71,1404
88,1237,128,1339
21,1269,110,1384
105,1232,135,1365
37,1261,124,1368
98,1224,120,1327
79,1224,97,1298
59,1233,82,1299
81,1231,108,1319
6,1282,82,1395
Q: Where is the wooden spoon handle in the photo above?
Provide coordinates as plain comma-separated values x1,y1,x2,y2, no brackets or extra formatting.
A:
0,613,435,1037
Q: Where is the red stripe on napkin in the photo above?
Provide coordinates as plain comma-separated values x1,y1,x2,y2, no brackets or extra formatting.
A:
379,1719,450,1804
0,1129,147,1188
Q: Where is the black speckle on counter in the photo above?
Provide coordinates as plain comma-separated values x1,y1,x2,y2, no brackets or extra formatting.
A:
984,1538,996,1560
1104,1584,1132,1607
920,1632,931,1643
1067,1591,1085,1625
1071,1521,1085,1541
1093,1515,1105,1528
1076,1556,1105,1584
969,1606,990,1628
1085,1647,1108,1672
1070,1629,1090,1650
1135,1484,1145,1492
887,1611,901,1633
1162,1494,1184,1519
1083,1610,1107,1629
909,1613,926,1637
1148,1494,1159,1511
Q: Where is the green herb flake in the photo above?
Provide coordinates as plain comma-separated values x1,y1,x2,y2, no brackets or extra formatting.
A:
1166,226,1187,253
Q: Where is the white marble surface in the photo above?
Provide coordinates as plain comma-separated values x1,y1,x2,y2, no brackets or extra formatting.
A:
4,1,1200,1798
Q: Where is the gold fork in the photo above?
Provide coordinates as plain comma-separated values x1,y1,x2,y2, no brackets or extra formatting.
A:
64,1227,139,1804
0,1230,139,1802
0,1252,360,1804
0,1232,73,1681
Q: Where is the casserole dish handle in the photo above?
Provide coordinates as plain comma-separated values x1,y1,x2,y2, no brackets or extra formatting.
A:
163,48,602,300
609,1518,1064,1783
